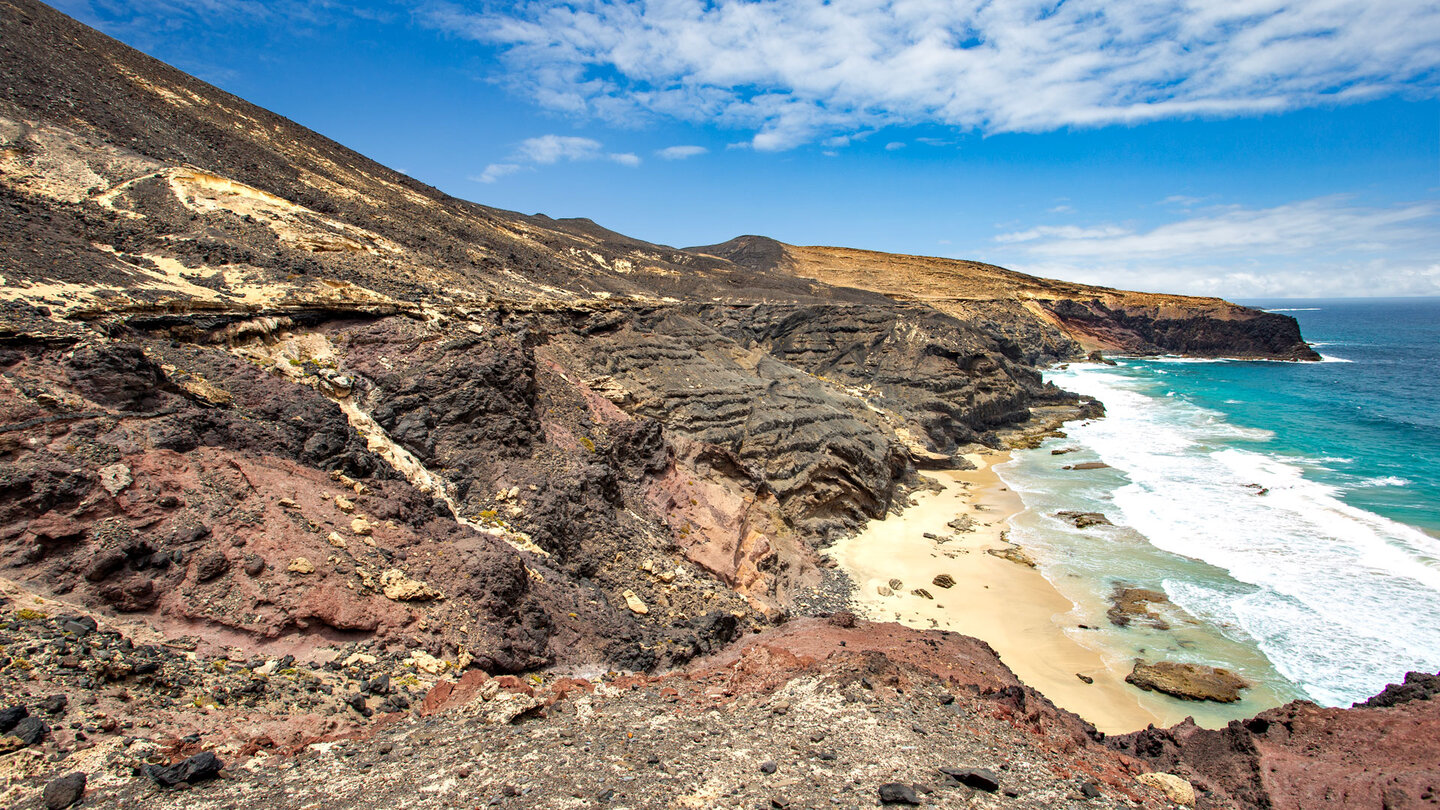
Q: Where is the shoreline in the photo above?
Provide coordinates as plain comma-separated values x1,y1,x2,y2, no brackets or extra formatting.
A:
830,450,1170,735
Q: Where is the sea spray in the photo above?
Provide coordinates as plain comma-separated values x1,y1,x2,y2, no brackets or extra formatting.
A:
999,360,1440,708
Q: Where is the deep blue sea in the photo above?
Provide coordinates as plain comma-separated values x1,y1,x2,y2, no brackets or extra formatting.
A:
996,298,1440,716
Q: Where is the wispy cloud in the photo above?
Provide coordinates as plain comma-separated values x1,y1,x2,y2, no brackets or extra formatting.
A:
656,144,708,160
514,134,604,164
472,163,525,184
475,134,640,183
989,196,1440,297
422,0,1440,150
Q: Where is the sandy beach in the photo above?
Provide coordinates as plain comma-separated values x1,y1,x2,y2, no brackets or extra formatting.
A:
830,451,1173,735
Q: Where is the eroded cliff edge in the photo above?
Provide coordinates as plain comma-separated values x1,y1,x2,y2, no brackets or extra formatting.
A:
692,237,1321,362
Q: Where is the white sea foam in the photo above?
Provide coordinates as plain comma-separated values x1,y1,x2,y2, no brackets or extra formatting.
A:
1043,366,1440,705
1355,476,1412,488
1264,308,1323,312
1318,354,1354,363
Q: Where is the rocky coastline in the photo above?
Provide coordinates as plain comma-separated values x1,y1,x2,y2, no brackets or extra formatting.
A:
0,1,1428,808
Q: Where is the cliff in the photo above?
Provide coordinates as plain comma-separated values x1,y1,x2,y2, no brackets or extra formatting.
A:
692,237,1321,362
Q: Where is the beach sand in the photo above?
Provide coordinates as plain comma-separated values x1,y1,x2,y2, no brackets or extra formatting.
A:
830,451,1174,735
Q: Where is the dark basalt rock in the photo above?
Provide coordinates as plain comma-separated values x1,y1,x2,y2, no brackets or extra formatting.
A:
10,715,49,745
877,782,921,805
0,706,27,734
1355,670,1440,708
42,772,86,810
940,766,1000,792
146,751,224,787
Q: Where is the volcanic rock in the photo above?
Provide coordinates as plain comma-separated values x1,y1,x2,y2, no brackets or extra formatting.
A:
878,782,920,805
1055,510,1112,528
1107,586,1171,630
145,751,224,787
941,766,1001,792
1135,772,1195,806
1125,660,1250,702
986,546,1037,568
379,569,443,602
42,772,86,809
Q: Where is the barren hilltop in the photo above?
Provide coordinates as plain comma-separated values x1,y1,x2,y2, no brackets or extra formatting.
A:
1,1,1432,809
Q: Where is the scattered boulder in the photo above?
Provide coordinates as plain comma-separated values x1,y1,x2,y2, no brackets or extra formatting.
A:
887,578,903,590
145,750,224,787
410,651,447,675
10,715,48,745
910,588,933,600
287,557,316,575
878,782,921,805
379,569,443,601
946,516,975,533
1087,351,1118,366
1055,511,1112,529
941,766,1000,792
1126,660,1250,702
0,705,27,733
876,585,893,597
1050,447,1079,455
97,463,133,496
622,589,649,615
193,551,230,582
42,772,86,809
986,546,1036,568
1136,772,1196,806
1107,585,1171,630
1063,462,1111,471
242,555,266,576
931,574,955,589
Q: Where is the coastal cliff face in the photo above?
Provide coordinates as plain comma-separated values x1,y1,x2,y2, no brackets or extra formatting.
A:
0,2,1400,809
1108,672,1440,809
692,237,1321,361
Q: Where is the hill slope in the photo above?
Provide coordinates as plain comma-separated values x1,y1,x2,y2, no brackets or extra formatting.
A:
692,236,1320,361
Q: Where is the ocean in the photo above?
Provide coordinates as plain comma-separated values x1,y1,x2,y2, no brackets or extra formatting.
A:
996,298,1440,719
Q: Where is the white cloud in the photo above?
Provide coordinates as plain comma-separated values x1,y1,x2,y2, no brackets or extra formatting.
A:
515,135,603,164
473,163,526,184
656,144,708,160
423,0,1440,149
1048,204,1074,214
995,224,1131,243
988,196,1440,297
884,141,906,151
475,134,638,182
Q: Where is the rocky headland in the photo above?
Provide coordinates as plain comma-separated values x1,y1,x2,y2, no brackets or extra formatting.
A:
0,1,1430,808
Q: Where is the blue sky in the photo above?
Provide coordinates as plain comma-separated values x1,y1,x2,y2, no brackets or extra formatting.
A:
51,0,1440,298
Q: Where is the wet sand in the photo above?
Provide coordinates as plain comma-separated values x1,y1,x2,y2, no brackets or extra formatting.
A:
830,450,1169,735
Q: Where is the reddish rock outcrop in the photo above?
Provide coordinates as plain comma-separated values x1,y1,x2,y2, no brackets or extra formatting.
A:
1109,671,1440,809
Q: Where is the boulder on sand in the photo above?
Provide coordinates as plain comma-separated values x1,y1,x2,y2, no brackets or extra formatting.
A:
1125,660,1250,702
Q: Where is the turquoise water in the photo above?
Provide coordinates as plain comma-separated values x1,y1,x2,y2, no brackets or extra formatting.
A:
997,298,1440,712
